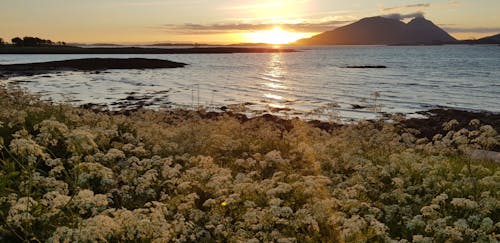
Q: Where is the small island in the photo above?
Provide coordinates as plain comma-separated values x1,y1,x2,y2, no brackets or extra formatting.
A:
0,58,187,77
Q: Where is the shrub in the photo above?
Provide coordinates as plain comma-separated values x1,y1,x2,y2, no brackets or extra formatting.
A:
0,87,498,242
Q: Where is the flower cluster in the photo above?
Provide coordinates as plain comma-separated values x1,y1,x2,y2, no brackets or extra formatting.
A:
0,87,498,242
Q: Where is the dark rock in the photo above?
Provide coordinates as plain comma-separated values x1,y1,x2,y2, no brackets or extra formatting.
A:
352,104,367,109
0,58,187,77
346,65,387,69
400,108,500,151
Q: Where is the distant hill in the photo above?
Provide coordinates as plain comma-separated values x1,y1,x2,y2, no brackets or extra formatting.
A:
295,16,457,45
462,33,500,44
148,43,211,47
227,43,275,47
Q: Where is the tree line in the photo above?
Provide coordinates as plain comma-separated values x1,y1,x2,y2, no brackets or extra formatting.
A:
0,36,66,46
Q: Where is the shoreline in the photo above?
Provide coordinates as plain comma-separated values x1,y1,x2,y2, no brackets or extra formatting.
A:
0,56,497,152
0,46,297,54
1,67,498,141
79,102,500,151
400,108,500,152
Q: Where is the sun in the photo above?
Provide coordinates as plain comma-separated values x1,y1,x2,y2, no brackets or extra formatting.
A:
245,26,309,45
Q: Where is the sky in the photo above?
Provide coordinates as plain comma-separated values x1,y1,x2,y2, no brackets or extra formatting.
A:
1,0,499,44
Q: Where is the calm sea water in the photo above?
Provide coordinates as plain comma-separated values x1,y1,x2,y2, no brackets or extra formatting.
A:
1,45,499,121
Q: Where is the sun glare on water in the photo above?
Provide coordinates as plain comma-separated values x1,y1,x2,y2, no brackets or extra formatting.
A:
245,27,308,45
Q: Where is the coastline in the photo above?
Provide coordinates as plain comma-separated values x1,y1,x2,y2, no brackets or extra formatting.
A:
85,104,500,151
0,46,297,54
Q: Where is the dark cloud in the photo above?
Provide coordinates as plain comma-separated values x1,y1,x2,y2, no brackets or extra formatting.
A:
162,20,352,34
383,3,430,11
383,12,425,21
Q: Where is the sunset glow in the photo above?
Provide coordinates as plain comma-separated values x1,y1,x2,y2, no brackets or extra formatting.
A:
244,27,311,44
0,1,499,44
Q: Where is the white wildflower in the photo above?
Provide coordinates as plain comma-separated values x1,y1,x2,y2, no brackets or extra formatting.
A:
450,198,479,210
480,217,494,232
443,225,463,242
469,119,480,127
431,193,448,205
9,137,47,159
270,206,294,219
266,183,293,197
6,197,38,227
45,158,62,167
135,169,158,194
50,215,121,242
104,148,126,161
433,134,443,141
50,165,66,177
413,235,433,243
31,173,69,195
77,162,115,189
40,191,71,218
420,204,440,217
277,237,297,243
479,125,497,137
268,198,283,206
72,189,109,215
392,177,404,188
235,158,257,170
443,120,459,131
122,143,135,152
35,119,69,146
66,128,98,154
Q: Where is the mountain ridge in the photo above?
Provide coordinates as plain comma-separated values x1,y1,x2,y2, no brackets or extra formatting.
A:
295,16,457,45
462,33,500,44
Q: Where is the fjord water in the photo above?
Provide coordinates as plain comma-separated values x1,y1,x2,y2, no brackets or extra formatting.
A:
1,45,499,121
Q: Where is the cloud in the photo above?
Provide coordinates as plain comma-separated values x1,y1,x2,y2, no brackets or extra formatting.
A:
123,0,205,7
220,0,309,11
383,3,430,11
448,1,462,6
220,1,284,10
162,20,351,34
220,11,357,25
383,12,425,21
444,27,500,34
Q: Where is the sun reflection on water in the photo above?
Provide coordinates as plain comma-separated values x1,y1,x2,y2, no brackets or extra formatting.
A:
264,82,285,89
267,53,285,79
264,93,284,100
262,53,290,111
268,103,287,109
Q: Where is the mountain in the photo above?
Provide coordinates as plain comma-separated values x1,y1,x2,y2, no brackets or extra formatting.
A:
463,33,500,44
404,17,457,44
295,16,457,45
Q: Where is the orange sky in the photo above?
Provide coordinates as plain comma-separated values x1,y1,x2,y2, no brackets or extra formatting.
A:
1,0,499,44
